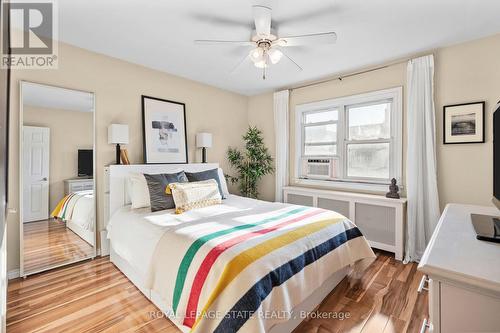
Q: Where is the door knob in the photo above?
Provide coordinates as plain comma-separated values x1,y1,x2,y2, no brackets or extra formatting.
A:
42,177,47,181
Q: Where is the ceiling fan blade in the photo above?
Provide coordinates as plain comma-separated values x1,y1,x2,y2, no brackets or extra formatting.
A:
230,54,250,74
281,50,303,71
275,32,337,47
253,5,272,36
194,39,254,46
189,13,253,30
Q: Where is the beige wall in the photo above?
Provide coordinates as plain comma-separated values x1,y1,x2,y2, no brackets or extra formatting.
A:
434,35,498,210
249,33,500,209
247,92,275,202
24,106,94,211
7,41,248,271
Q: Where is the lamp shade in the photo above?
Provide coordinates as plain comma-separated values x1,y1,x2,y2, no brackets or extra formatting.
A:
108,124,129,144
196,132,212,148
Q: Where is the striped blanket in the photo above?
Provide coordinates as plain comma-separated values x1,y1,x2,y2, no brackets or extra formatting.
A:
145,202,375,333
51,190,94,231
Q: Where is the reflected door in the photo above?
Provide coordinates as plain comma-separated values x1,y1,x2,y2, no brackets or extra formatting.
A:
23,126,50,222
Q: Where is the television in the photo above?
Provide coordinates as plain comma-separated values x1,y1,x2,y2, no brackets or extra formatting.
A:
78,149,93,177
494,102,499,210
471,103,500,242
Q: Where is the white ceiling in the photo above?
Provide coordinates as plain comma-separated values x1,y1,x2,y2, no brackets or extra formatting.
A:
55,0,500,95
22,82,94,112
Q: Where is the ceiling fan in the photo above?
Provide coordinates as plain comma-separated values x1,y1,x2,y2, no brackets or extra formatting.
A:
194,5,337,79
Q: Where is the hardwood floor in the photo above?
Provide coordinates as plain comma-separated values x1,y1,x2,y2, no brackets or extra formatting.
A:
294,252,429,333
7,251,428,333
23,219,94,274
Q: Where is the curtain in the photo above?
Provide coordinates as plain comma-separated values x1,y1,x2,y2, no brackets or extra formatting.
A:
273,90,290,202
405,55,441,263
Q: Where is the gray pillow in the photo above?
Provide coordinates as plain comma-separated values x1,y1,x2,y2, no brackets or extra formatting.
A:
144,171,188,212
185,168,226,199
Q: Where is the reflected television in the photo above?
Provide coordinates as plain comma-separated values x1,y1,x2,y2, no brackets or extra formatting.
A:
78,149,93,177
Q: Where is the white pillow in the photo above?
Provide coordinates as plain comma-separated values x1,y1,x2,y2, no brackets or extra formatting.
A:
127,173,151,209
217,168,230,198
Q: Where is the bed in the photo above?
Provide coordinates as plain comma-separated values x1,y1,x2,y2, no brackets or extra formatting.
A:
105,163,375,333
51,190,95,246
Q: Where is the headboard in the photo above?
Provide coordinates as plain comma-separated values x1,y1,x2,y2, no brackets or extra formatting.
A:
104,163,219,227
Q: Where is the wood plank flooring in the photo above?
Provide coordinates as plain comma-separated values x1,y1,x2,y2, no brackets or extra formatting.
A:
23,219,94,274
7,251,428,333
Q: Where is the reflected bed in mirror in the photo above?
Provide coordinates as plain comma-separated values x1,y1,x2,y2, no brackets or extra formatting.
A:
20,81,96,276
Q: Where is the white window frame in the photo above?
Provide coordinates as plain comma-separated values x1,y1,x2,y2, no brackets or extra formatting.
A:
302,108,339,157
295,87,403,192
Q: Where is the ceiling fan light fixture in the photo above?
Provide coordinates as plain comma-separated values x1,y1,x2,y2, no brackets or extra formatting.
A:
249,47,264,63
267,48,283,64
194,4,337,78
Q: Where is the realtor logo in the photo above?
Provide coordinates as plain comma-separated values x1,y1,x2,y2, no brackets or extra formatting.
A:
1,0,58,69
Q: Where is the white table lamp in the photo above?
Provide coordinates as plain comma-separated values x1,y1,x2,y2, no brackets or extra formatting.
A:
108,124,129,164
196,132,212,163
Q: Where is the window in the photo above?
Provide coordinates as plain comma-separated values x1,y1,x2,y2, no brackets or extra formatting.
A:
303,109,338,156
296,87,402,190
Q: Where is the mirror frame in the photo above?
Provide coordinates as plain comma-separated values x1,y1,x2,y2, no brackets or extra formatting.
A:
19,80,96,277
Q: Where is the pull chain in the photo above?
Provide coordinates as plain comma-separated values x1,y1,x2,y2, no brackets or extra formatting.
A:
262,49,267,80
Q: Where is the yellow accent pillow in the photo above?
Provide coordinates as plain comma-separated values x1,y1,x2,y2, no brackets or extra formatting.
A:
168,179,222,214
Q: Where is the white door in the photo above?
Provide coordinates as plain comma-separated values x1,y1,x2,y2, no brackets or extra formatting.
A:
23,126,50,223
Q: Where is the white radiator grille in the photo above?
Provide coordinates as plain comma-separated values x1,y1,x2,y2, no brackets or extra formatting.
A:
317,198,350,217
355,203,395,246
286,193,314,207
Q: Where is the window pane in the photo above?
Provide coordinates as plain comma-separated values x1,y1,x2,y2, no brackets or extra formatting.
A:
348,102,391,140
305,110,338,124
347,143,390,179
304,144,336,156
305,124,337,143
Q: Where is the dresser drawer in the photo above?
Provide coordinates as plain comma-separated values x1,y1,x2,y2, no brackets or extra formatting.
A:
440,282,500,333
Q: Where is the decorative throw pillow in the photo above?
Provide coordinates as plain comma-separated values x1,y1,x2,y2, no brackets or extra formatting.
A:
144,171,188,212
217,168,230,198
168,179,222,214
127,173,151,209
185,168,227,199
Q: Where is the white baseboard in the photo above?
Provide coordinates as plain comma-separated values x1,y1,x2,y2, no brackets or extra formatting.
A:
100,230,110,256
7,269,19,280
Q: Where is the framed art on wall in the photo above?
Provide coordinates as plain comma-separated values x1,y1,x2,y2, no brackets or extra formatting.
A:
142,95,188,163
443,101,485,144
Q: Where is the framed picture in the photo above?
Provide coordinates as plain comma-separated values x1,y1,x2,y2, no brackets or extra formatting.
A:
443,101,485,144
142,95,188,163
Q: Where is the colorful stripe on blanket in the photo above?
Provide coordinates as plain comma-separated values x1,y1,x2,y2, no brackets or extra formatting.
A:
166,205,371,332
213,226,362,333
51,193,75,220
189,217,345,330
172,206,310,313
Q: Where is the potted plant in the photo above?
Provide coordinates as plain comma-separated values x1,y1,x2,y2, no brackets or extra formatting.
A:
226,126,274,199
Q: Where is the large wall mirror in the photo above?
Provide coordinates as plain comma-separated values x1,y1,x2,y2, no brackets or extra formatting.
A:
19,81,96,277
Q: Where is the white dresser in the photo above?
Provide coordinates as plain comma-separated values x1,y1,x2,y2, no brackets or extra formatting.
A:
418,204,500,333
64,178,94,195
